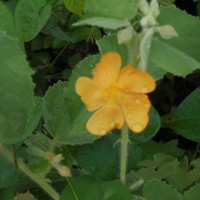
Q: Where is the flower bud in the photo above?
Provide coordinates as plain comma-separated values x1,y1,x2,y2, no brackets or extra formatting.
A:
117,26,135,44
56,165,72,177
155,25,178,39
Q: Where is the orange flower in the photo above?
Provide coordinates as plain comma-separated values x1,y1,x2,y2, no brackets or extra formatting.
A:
75,52,156,136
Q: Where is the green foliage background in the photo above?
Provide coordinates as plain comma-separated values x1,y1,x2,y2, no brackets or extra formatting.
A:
0,0,200,199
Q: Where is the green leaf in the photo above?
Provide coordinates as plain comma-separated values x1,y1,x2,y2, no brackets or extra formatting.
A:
129,107,161,144
143,179,181,200
64,107,98,144
141,140,185,159
15,0,51,42
73,0,139,29
102,180,132,200
0,2,19,39
64,55,100,120
127,142,144,170
159,0,175,3
63,0,85,15
72,26,102,43
60,176,101,200
43,81,72,144
76,134,120,180
29,159,50,174
147,59,166,80
25,97,43,135
60,176,132,200
182,184,200,200
135,154,179,182
149,7,200,77
63,55,100,145
0,154,19,188
191,158,200,169
44,59,99,145
84,0,139,20
50,27,75,43
150,38,200,77
0,31,35,144
76,132,143,180
66,54,100,96
166,157,200,191
0,187,15,200
96,34,128,66
158,7,200,63
0,2,24,50
26,132,53,151
168,87,200,142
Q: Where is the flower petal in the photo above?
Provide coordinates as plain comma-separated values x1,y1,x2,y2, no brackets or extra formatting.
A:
86,104,124,136
121,94,151,133
92,52,121,88
75,77,104,111
118,65,156,93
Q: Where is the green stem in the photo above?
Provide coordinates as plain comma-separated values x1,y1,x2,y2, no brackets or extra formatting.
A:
138,28,154,71
0,143,60,200
51,44,68,65
66,178,79,200
120,124,129,184
126,38,139,66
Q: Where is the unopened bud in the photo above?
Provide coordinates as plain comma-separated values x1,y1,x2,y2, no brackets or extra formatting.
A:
139,0,149,14
14,191,37,200
150,0,160,17
117,26,135,44
140,13,157,27
56,165,72,177
156,25,178,39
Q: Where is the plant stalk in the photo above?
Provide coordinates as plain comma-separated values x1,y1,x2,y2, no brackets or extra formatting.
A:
120,124,129,184
0,143,60,200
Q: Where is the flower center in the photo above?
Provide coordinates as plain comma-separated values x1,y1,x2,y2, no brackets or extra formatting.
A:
103,84,124,104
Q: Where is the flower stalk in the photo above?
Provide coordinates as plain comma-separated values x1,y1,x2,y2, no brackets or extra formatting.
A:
120,124,129,184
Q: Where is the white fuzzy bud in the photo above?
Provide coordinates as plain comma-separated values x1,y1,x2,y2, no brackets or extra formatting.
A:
139,0,150,14
56,165,72,177
140,13,157,27
150,0,160,17
155,25,178,39
117,26,135,44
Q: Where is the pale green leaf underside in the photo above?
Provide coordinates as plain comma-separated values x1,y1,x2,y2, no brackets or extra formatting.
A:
150,38,200,77
73,17,130,29
158,7,200,63
74,0,139,29
149,7,200,78
84,0,139,20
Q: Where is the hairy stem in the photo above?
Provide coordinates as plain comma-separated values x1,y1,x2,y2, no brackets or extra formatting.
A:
120,124,129,184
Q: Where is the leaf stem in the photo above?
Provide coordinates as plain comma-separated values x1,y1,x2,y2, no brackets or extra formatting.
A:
120,124,129,184
0,143,60,200
51,44,68,65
